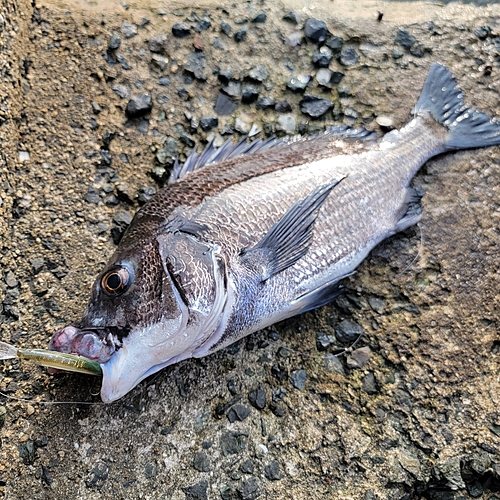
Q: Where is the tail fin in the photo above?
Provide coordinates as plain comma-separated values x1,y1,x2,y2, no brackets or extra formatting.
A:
413,63,500,151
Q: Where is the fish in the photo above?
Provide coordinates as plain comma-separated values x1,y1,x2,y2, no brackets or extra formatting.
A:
48,63,500,402
0,340,102,376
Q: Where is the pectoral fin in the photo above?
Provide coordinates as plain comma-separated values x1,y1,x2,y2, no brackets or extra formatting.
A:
241,177,346,281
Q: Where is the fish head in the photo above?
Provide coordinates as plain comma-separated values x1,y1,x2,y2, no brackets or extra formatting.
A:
49,226,227,402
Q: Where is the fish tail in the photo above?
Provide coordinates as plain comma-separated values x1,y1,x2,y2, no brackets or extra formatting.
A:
413,63,500,151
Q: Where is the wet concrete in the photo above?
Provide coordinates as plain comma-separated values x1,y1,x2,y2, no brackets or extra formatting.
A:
1,0,500,499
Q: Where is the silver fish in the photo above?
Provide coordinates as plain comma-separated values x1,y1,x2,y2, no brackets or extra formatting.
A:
49,64,500,402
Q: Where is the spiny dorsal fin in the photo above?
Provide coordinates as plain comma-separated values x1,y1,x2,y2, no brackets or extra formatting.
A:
241,177,346,281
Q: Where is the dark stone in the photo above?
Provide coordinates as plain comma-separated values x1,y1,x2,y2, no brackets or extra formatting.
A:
326,36,343,54
248,387,267,410
113,211,132,226
475,25,491,40
264,461,282,481
86,462,109,489
84,187,100,204
158,77,170,86
179,134,195,147
112,84,130,99
339,47,359,66
221,21,232,36
116,54,131,70
200,116,218,132
324,353,345,375
144,463,157,478
290,369,307,390
218,69,232,83
238,478,260,500
312,46,333,67
257,96,275,109
148,34,168,53
31,258,45,274
304,18,328,44
195,18,211,32
270,405,285,417
172,22,191,38
368,297,386,314
111,226,125,245
126,94,152,118
410,43,425,58
221,432,247,456
271,364,284,382
215,396,243,417
183,479,208,500
316,332,335,351
395,29,416,49
121,21,137,38
336,319,363,343
185,52,207,80
275,100,292,113
346,346,372,369
234,27,247,43
108,32,121,50
192,451,212,472
283,12,301,25
362,372,378,394
137,186,156,205
227,404,251,423
18,441,36,465
300,95,333,118
252,12,266,23
240,459,254,474
242,86,259,104
41,465,52,485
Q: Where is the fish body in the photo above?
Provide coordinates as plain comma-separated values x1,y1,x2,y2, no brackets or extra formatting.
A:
48,64,500,402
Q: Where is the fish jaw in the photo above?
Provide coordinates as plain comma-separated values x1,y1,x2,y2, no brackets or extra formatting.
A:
99,317,195,402
49,325,116,363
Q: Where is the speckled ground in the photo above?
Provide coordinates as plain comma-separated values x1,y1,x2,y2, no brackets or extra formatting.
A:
1,1,500,499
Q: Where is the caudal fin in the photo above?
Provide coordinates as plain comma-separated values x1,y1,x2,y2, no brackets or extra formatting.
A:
413,63,500,151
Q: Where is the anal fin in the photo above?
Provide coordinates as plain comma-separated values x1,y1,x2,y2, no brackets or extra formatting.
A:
394,187,423,233
241,177,346,281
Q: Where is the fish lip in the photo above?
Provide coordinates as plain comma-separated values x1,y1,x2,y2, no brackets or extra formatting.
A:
49,325,123,364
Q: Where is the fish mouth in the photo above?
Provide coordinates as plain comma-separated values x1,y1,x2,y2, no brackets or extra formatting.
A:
48,325,122,364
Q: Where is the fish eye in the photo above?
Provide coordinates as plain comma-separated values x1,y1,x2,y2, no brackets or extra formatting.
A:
101,266,131,296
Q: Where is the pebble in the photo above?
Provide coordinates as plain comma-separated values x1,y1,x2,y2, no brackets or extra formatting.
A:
286,74,310,91
283,11,301,25
248,65,268,82
113,211,132,226
277,114,296,134
234,117,251,134
86,462,109,489
395,29,416,50
264,461,282,481
234,27,247,42
222,80,241,98
242,86,259,104
148,34,168,53
221,21,232,36
248,387,266,410
126,94,152,118
195,17,211,32
18,151,30,162
375,116,394,130
221,432,247,456
335,319,363,343
409,43,425,58
326,36,343,54
183,479,208,500
304,18,328,44
31,258,45,274
108,32,121,50
186,52,207,80
300,95,333,118
238,478,260,500
172,22,191,38
285,31,303,47
200,116,218,132
5,271,18,288
227,404,251,423
275,100,292,113
158,76,170,86
193,35,204,50
475,25,491,39
112,84,130,99
214,93,238,115
316,68,333,87
290,369,307,390
151,55,168,72
116,182,135,203
252,12,266,23
0,406,6,429
121,21,137,39
339,47,359,66
346,346,372,369
257,96,275,109
362,372,378,394
240,459,254,474
192,451,212,472
316,332,335,351
324,353,345,375
312,46,333,67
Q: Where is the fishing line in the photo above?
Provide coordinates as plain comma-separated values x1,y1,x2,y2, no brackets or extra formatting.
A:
0,391,105,405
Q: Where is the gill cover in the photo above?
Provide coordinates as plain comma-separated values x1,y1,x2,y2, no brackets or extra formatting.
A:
100,228,230,402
